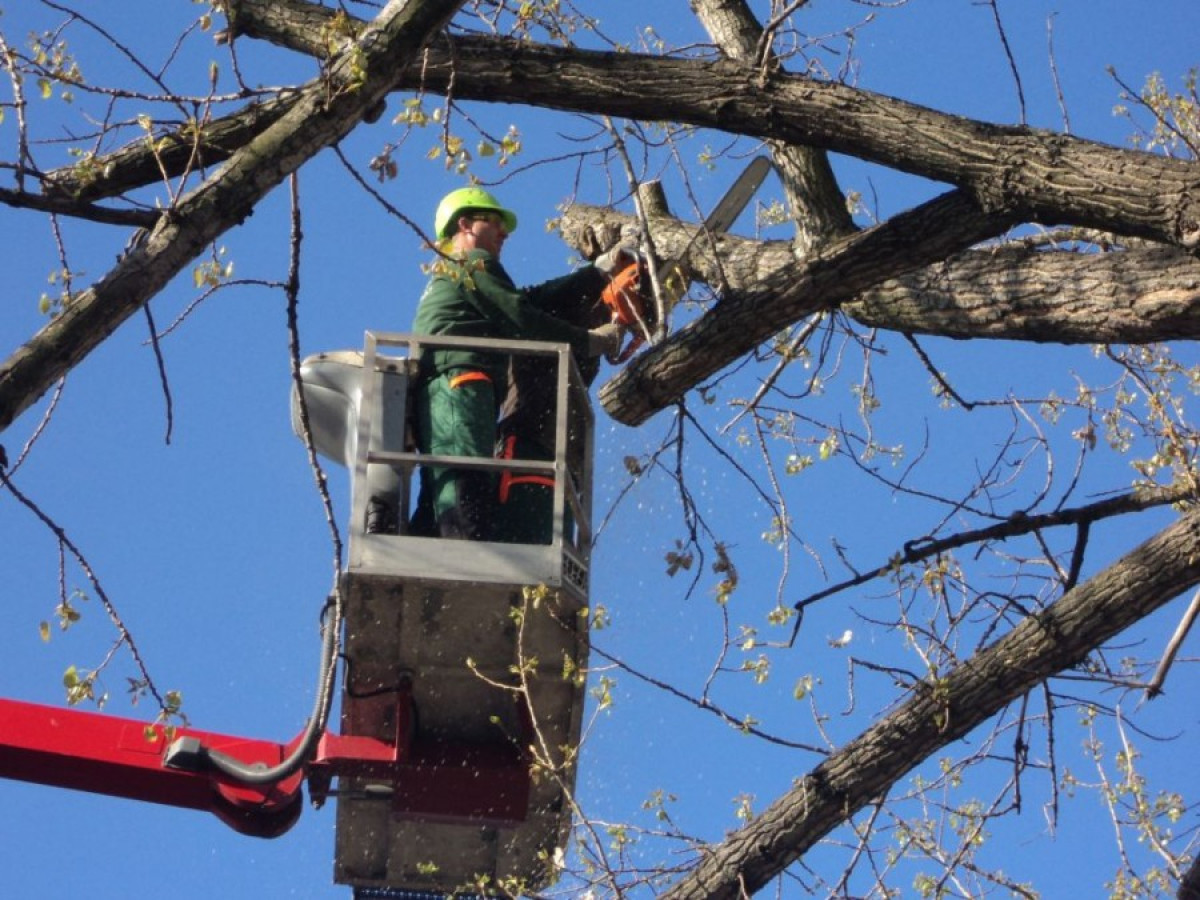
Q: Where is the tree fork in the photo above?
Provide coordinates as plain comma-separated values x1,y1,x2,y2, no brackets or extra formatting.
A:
688,0,855,253
595,190,1018,425
566,204,1200,345
556,201,1200,425
41,95,300,204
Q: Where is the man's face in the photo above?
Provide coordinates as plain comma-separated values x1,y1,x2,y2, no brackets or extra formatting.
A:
462,211,508,257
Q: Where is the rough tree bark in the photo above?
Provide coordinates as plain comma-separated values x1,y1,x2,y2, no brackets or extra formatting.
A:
661,508,1200,900
15,1,1197,433
389,41,1198,248
40,95,300,204
563,205,1200,344
558,203,1200,423
13,21,1200,431
585,189,1021,425
36,11,1200,254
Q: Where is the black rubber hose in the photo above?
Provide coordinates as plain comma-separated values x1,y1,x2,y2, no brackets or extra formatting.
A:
201,597,339,785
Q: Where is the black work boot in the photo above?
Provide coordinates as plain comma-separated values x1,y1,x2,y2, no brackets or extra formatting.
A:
364,497,398,535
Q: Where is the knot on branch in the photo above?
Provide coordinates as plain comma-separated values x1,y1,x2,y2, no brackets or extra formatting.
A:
972,153,1036,220
1179,216,1200,251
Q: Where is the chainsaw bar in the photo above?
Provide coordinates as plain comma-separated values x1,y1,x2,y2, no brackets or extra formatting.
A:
652,155,773,326
602,156,772,363
694,155,774,251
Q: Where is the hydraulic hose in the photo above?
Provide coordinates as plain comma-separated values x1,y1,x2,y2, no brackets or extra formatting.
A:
168,595,340,786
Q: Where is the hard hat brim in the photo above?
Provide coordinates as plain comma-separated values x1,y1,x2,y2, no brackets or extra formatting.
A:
435,187,519,239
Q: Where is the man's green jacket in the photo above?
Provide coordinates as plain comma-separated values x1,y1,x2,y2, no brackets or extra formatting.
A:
412,248,605,389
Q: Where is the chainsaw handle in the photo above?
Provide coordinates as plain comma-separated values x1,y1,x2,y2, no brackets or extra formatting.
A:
599,257,656,364
606,331,644,365
599,259,652,328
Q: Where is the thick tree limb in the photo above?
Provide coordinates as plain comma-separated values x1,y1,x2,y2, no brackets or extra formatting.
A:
660,509,1200,900
24,4,1200,433
592,190,1019,425
220,0,343,58
409,41,1200,248
557,200,1200,423
0,187,158,228
0,0,465,434
40,95,299,204
565,202,1200,339
40,0,351,201
846,243,1200,342
46,22,1200,253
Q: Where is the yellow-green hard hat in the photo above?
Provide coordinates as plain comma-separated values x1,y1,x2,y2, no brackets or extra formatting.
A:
434,187,518,239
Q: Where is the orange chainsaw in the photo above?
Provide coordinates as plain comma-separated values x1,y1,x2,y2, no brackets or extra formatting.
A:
600,156,773,363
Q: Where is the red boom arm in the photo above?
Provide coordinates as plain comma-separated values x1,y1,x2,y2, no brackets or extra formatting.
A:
0,698,304,838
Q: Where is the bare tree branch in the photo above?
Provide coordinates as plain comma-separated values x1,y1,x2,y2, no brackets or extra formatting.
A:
555,200,1200,422
0,187,158,228
1144,586,1200,699
562,207,1200,345
661,509,1200,899
220,0,343,57
0,0,467,434
43,25,1200,251
792,483,1194,616
40,94,300,203
688,0,855,252
596,190,1019,425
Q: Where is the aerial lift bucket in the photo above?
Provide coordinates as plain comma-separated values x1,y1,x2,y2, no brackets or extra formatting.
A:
292,332,593,897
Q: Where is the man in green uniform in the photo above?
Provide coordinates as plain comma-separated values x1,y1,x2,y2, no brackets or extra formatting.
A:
410,187,625,540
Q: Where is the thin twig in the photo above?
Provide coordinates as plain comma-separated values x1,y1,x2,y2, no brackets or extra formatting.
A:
903,332,976,410
1143,586,1200,699
141,302,173,444
721,314,825,434
984,0,1026,124
0,467,168,713
1045,14,1071,133
0,31,33,189
282,173,343,577
789,485,1192,637
589,642,825,752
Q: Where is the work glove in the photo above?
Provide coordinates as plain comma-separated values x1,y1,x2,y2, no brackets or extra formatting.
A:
587,322,625,358
593,244,639,275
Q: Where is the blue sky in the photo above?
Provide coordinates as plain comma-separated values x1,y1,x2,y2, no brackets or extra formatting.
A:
1,1,1198,897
